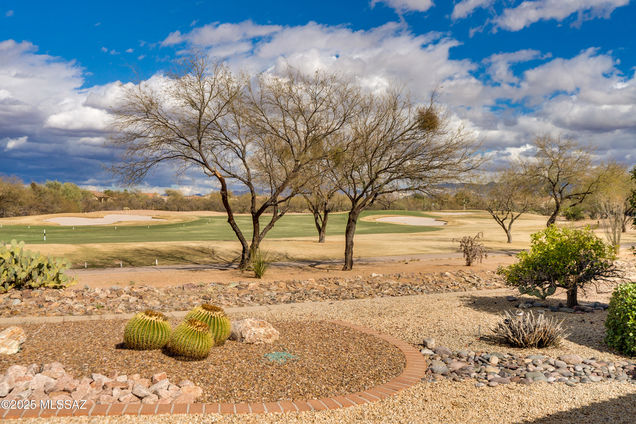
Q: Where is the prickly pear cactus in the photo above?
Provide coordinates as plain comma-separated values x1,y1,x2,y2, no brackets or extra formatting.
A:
185,304,231,345
0,239,75,293
123,310,172,350
166,319,213,360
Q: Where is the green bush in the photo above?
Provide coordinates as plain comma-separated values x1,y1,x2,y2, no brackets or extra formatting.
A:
497,226,617,307
605,282,636,356
0,240,75,293
563,206,585,221
250,249,270,279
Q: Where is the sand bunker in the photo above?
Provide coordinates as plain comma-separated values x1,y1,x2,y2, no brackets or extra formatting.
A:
45,214,163,226
375,216,446,226
433,212,471,216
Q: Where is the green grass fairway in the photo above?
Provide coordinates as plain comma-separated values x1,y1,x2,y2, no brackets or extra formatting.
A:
0,210,441,245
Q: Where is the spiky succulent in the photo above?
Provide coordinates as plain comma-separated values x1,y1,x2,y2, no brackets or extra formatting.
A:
185,304,231,345
166,319,214,360
123,310,171,350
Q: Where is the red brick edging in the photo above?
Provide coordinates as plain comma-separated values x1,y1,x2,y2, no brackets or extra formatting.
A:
1,320,427,419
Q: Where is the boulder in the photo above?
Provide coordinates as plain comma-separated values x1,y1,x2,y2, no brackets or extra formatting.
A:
230,318,279,344
0,327,27,355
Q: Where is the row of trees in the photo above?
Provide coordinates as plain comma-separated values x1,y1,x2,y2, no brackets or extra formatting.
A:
482,136,636,249
110,56,480,270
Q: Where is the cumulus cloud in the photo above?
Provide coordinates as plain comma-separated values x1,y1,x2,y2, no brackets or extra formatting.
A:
371,0,435,13
494,0,630,31
452,0,494,20
161,20,636,167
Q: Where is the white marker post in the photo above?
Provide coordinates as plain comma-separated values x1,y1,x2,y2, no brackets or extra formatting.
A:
43,229,46,242
155,259,158,266
84,262,87,269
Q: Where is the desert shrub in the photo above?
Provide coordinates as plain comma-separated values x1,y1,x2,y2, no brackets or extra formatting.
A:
563,206,585,221
497,226,618,307
605,282,636,356
492,310,566,348
456,233,487,266
250,249,270,278
0,240,75,293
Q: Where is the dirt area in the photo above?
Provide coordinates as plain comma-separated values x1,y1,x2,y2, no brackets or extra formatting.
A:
0,320,403,403
373,216,446,226
9,286,635,424
68,253,518,288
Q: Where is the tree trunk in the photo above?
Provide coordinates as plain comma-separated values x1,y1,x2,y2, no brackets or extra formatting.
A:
215,172,249,269
506,229,512,243
342,209,360,271
319,210,328,243
546,200,561,227
566,286,578,307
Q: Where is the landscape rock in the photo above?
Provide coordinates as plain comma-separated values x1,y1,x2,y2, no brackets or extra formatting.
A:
230,318,280,344
0,327,27,354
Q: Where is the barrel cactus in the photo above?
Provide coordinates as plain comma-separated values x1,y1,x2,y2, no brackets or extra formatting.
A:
185,304,231,345
166,319,214,360
123,310,172,350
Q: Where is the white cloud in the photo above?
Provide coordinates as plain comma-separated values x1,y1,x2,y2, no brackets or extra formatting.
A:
162,20,282,47
452,0,494,20
484,49,545,84
3,136,27,151
125,48,134,53
371,0,435,13
5,10,13,17
494,0,630,31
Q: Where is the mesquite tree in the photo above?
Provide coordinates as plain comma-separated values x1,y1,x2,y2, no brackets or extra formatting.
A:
110,56,358,268
522,136,600,227
327,92,479,270
483,169,534,243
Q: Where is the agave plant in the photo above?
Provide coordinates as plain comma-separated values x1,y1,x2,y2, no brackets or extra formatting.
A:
185,304,231,345
166,319,214,360
123,310,172,350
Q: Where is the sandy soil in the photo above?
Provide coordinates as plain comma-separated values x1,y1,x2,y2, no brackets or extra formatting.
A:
44,214,164,226
0,210,225,226
373,216,446,226
68,253,518,288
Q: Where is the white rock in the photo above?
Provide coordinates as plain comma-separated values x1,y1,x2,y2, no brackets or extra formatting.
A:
0,381,10,397
132,383,152,398
0,327,27,355
230,318,279,344
149,379,170,394
28,374,56,392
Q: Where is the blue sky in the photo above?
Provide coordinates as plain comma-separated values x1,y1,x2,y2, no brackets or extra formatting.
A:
1,0,635,193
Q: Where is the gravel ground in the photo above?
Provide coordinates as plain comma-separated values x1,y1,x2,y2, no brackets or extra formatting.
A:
5,287,636,423
0,320,403,403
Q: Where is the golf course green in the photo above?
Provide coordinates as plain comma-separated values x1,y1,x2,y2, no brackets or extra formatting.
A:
0,210,442,245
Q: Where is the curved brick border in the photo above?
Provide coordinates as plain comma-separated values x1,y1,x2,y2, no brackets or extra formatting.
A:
1,320,426,420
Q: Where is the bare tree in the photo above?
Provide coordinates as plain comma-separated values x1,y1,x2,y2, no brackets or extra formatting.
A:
483,169,534,243
591,163,636,250
110,56,358,268
521,136,600,227
302,175,343,243
328,92,480,270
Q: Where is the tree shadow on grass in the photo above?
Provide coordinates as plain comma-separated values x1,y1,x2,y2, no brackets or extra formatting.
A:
516,393,636,424
69,246,238,268
458,293,628,357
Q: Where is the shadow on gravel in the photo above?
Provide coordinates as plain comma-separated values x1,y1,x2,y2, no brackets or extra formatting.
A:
458,294,625,356
516,393,636,424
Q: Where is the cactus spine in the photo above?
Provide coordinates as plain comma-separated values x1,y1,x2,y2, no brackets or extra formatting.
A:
123,310,172,350
185,304,231,345
166,319,213,360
